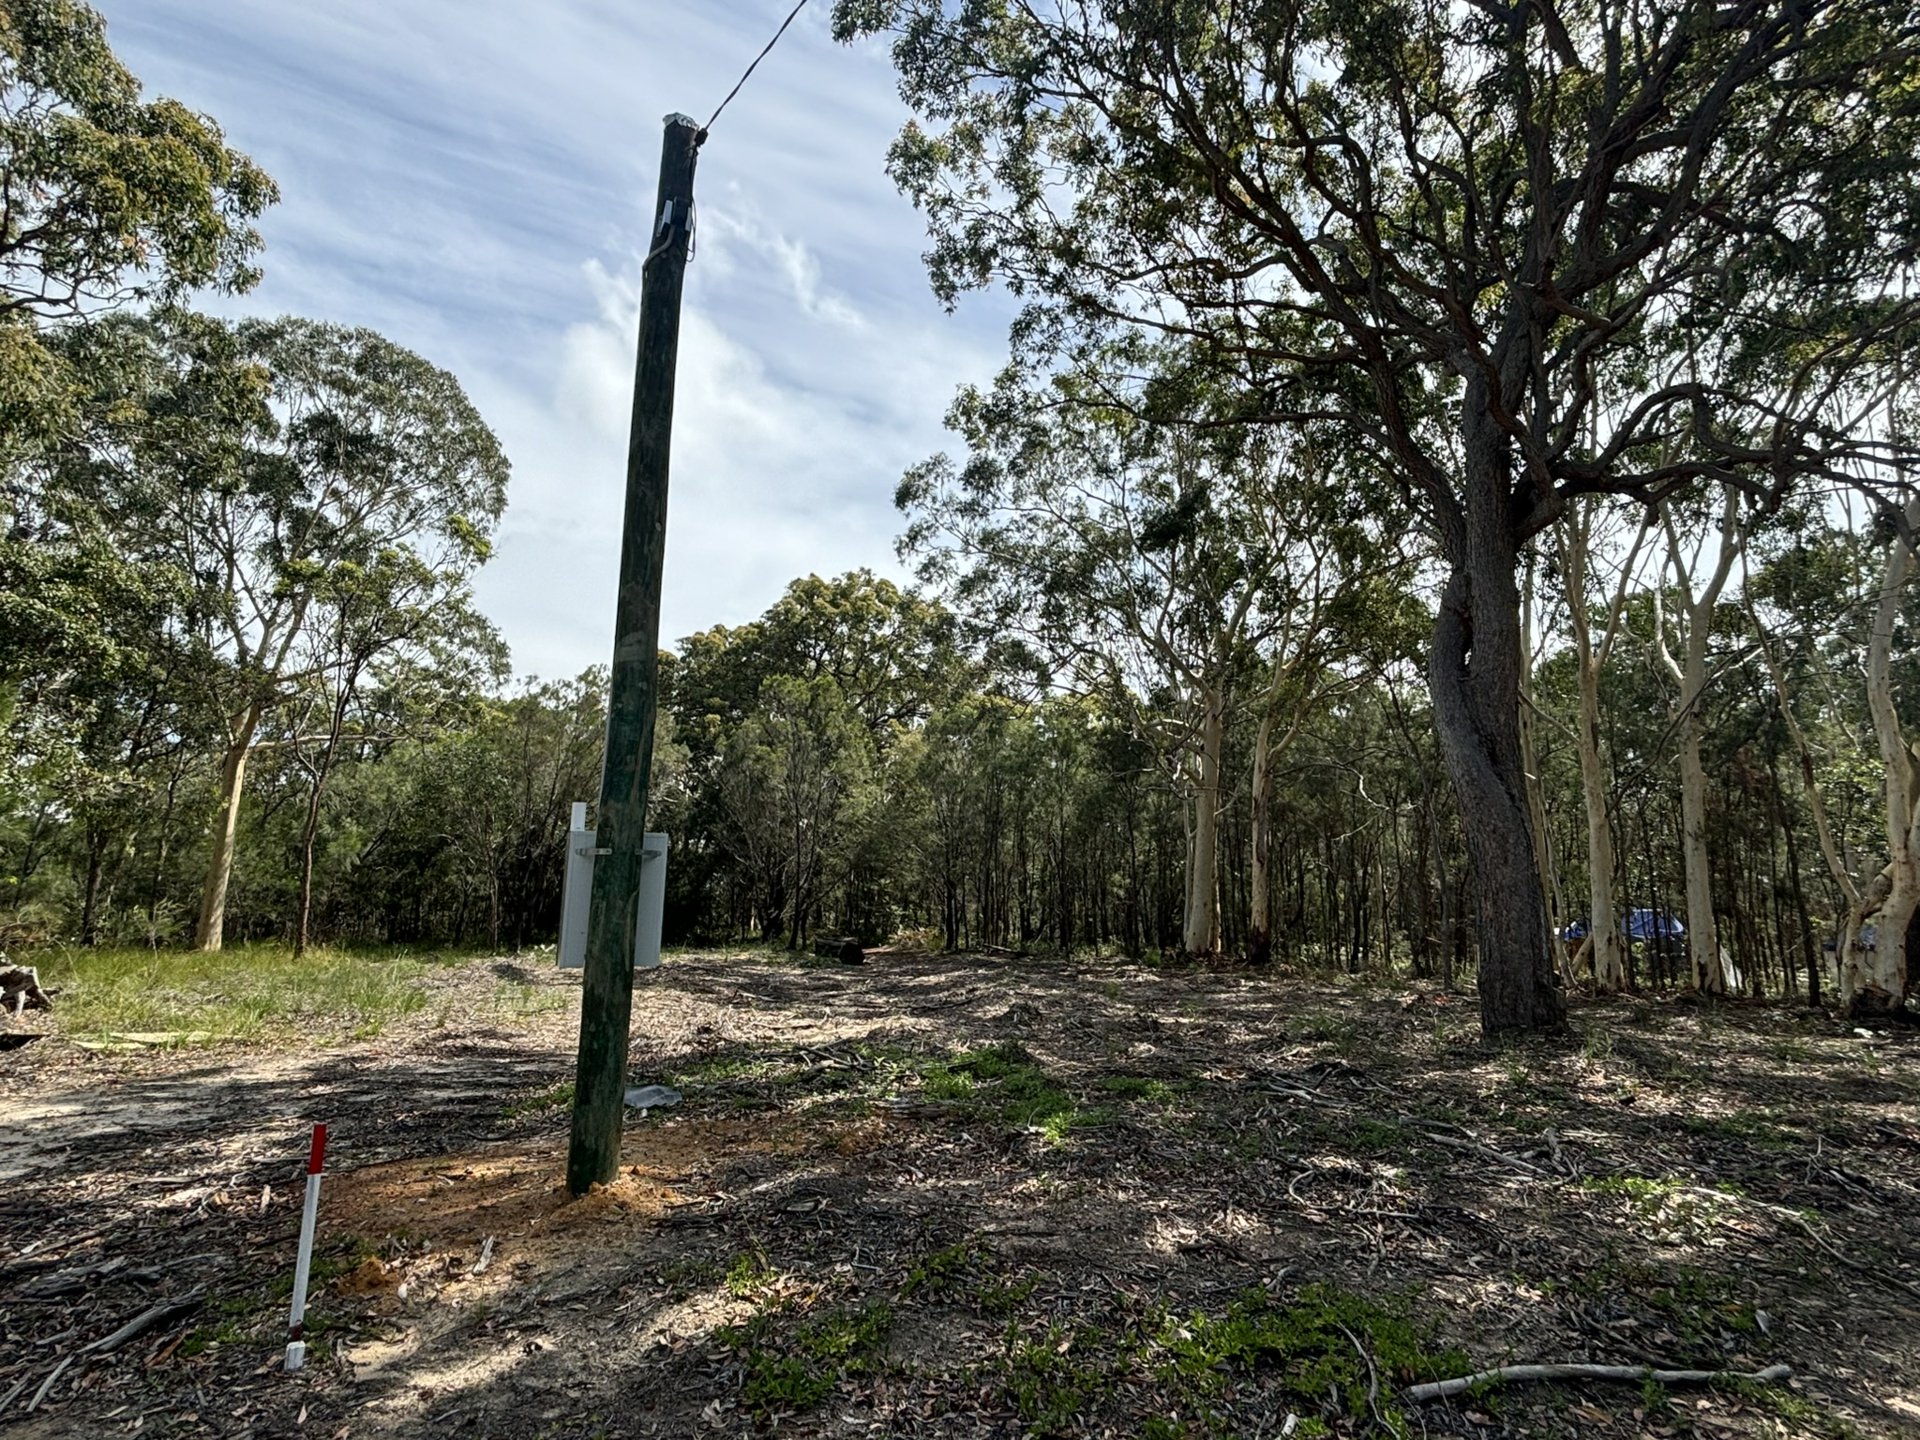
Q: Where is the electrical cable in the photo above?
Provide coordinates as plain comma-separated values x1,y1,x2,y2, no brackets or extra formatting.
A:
702,0,812,140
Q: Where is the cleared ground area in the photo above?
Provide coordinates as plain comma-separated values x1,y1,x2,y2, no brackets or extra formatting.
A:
2,951,1917,1438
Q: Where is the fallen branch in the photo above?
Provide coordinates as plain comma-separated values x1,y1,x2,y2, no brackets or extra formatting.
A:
1405,1361,1792,1403
1418,1130,1549,1176
80,1291,204,1356
25,1355,72,1413
1675,1185,1920,1300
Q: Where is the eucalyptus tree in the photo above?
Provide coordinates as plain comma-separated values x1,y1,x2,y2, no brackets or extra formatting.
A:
0,0,273,445
1555,500,1651,992
1840,498,1920,1013
1743,520,1887,1001
900,357,1382,956
719,675,875,949
0,521,204,942
282,554,506,956
1653,486,1749,993
904,692,1036,950
841,0,1920,1032
51,312,509,950
672,571,964,756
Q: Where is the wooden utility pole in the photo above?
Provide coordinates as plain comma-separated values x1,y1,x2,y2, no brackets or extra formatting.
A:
567,112,701,1196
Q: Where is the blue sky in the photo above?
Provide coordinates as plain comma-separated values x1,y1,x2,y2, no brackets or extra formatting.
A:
100,0,1012,679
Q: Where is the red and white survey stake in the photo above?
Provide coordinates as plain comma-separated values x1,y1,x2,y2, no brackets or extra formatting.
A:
284,1122,327,1374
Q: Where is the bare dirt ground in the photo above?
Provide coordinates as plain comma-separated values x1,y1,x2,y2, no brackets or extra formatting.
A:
3,951,1918,1439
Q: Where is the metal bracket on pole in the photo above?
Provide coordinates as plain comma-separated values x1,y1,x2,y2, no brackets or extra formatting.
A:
558,808,669,972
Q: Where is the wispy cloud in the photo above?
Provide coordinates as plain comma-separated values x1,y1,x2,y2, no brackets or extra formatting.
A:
702,207,866,329
96,0,1014,676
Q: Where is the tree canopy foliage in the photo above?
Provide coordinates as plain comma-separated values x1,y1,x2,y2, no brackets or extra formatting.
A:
2,0,1917,1042
0,0,275,444
834,0,1920,1030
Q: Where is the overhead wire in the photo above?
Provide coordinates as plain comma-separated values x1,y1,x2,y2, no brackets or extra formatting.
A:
701,0,813,141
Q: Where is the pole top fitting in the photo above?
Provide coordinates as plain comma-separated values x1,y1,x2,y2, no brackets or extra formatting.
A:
664,112,700,129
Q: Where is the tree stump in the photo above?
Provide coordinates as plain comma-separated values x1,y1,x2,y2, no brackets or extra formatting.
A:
1,964,52,1017
812,936,865,965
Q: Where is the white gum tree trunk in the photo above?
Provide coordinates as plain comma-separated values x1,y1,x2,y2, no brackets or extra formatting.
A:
196,703,263,953
1844,498,1920,1014
1658,488,1744,995
1559,504,1646,993
1182,686,1226,956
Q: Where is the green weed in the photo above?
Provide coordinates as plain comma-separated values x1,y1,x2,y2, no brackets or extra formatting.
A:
1096,1074,1189,1104
1724,1377,1864,1440
1154,1284,1465,1438
902,1241,977,1299
1578,1175,1741,1243
725,1247,776,1298
719,1299,894,1419
999,1321,1119,1435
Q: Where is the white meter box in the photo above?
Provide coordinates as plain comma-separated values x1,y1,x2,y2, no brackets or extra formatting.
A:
558,801,669,971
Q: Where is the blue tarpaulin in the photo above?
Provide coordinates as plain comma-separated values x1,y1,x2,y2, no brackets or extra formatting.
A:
1562,909,1685,942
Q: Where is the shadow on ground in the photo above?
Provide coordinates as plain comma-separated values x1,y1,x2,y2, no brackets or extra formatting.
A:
2,951,1917,1438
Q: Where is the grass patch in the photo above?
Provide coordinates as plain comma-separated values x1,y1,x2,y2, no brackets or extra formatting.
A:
718,1299,894,1419
1724,1376,1865,1440
29,943,486,1045
1153,1284,1465,1438
970,1283,1462,1438
1678,1110,1799,1150
1096,1074,1190,1104
920,1042,1098,1144
1287,1011,1364,1056
269,1235,376,1300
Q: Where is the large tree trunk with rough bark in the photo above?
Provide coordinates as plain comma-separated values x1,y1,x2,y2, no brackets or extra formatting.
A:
1428,398,1566,1037
196,705,262,953
1182,688,1225,956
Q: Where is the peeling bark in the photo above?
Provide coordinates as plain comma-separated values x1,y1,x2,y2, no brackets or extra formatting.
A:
1844,499,1920,1015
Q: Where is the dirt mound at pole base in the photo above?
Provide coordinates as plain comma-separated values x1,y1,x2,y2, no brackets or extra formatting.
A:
322,1115,795,1268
